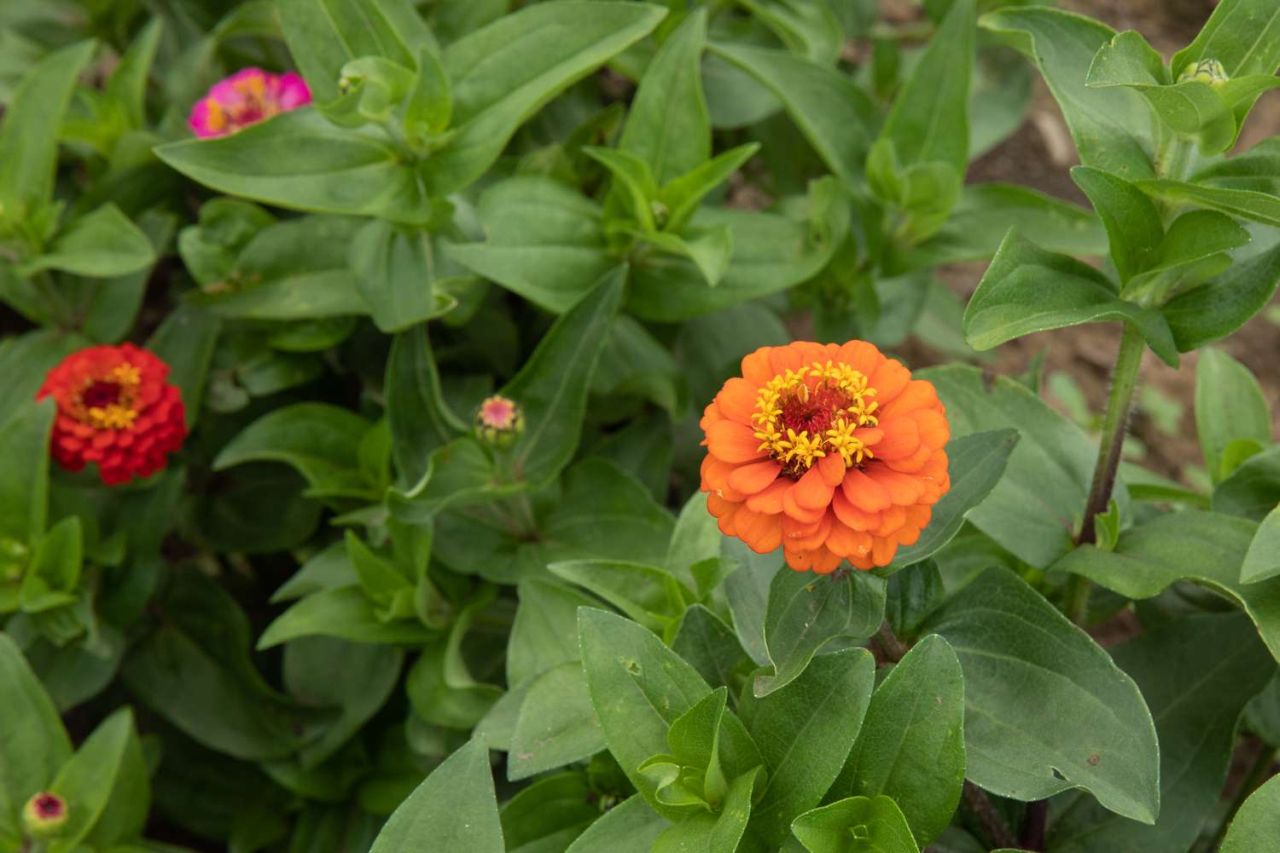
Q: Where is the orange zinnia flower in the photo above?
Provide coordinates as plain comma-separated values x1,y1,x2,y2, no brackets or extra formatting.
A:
700,341,949,573
37,344,187,486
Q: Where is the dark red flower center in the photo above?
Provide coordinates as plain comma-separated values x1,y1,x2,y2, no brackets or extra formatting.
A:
778,385,851,436
34,793,64,818
81,380,122,410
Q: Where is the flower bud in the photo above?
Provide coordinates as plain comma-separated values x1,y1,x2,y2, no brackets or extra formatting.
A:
1178,58,1229,87
474,395,524,448
23,792,68,838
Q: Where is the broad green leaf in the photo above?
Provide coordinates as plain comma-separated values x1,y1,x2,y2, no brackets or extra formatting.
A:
1242,507,1280,584
843,636,964,846
564,795,669,852
1195,348,1271,483
892,429,1019,568
145,304,220,430
349,220,439,333
19,516,82,613
81,209,178,344
1220,773,1280,853
0,633,71,846
406,595,502,729
508,662,604,780
258,586,436,649
1192,137,1280,193
885,561,945,639
549,559,688,632
447,177,616,313
672,605,750,690
1124,210,1251,296
878,0,974,174
741,648,876,845
213,403,375,500
501,268,624,486
620,8,710,184
659,143,760,234
370,739,504,852
1048,613,1273,853
791,796,920,853
499,772,597,851
1161,241,1280,351
277,0,431,102
156,110,431,223
650,767,758,853
422,2,667,195
1070,166,1162,284
578,608,762,819
83,710,148,849
981,8,1153,179
1172,0,1280,79
385,324,466,488
890,183,1107,274
0,330,83,427
507,579,597,686
916,365,1106,569
1138,179,1280,227
22,204,155,278
924,569,1160,823
964,231,1178,366
0,40,94,212
283,636,403,768
707,43,874,183
0,400,53,545
45,708,136,853
1053,510,1280,663
756,570,885,697
723,541,784,668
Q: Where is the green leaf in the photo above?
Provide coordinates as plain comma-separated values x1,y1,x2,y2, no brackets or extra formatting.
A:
1242,506,1280,584
422,1,667,195
0,633,70,846
370,739,504,852
981,8,1153,179
1213,446,1280,521
672,605,750,689
1172,0,1280,79
878,0,974,175
707,43,874,184
892,429,1019,568
0,40,95,212
501,268,624,487
507,578,597,686
1048,613,1273,853
213,403,375,500
578,608,762,819
658,143,760,235
509,663,604,780
964,231,1178,366
22,204,155,278
447,177,617,313
1053,509,1280,663
0,400,53,545
842,636,965,846
1138,179,1280,227
792,796,920,853
1161,241,1280,351
650,767,758,853
1220,773,1280,853
45,708,136,853
890,183,1107,274
1195,348,1272,483
1070,166,1162,284
619,8,710,184
549,559,687,632
885,561,945,639
1125,210,1252,296
406,595,502,729
588,146,659,230
385,324,465,488
19,516,82,613
349,220,441,333
923,569,1160,823
258,586,436,649
1192,137,1280,193
564,795,669,852
741,648,876,845
499,772,597,851
756,570,886,697
145,304,220,431
156,111,431,223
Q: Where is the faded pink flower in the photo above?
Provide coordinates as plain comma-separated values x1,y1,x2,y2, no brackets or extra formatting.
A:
188,68,311,139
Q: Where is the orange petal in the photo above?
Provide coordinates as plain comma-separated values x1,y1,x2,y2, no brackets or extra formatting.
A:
783,485,826,523
785,511,832,551
728,459,782,495
706,420,765,463
870,359,911,404
837,340,884,378
736,507,784,553
832,489,878,531
747,479,791,514
885,443,933,474
871,535,898,567
840,468,892,512
741,347,777,385
872,416,920,460
867,466,925,505
874,506,907,537
810,548,842,574
825,520,862,557
817,452,846,487
794,463,836,511
855,427,884,449
912,408,950,449
883,379,938,416
701,455,745,501
783,549,811,572
716,377,758,424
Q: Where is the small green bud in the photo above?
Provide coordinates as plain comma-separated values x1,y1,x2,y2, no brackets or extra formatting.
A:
1178,58,1229,87
23,792,68,838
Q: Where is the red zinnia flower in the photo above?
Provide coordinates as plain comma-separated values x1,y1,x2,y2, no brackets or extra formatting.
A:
37,344,187,485
700,341,950,573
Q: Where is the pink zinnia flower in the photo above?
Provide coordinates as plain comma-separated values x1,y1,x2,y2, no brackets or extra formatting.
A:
188,68,311,139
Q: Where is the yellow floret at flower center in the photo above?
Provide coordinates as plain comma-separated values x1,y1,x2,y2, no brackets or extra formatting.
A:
75,363,142,431
751,361,878,473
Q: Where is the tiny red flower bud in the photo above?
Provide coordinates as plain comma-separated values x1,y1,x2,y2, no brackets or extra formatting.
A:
23,791,68,838
475,395,524,448
37,344,187,485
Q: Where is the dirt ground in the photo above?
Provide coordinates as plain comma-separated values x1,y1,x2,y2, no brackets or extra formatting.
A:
955,0,1280,481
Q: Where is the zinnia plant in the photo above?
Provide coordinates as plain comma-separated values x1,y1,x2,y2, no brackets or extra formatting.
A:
0,0,1278,852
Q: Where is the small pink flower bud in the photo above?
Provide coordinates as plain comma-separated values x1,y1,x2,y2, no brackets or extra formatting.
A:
475,395,524,448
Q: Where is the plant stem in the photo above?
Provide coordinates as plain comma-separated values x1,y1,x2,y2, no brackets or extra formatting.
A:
962,781,1019,849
